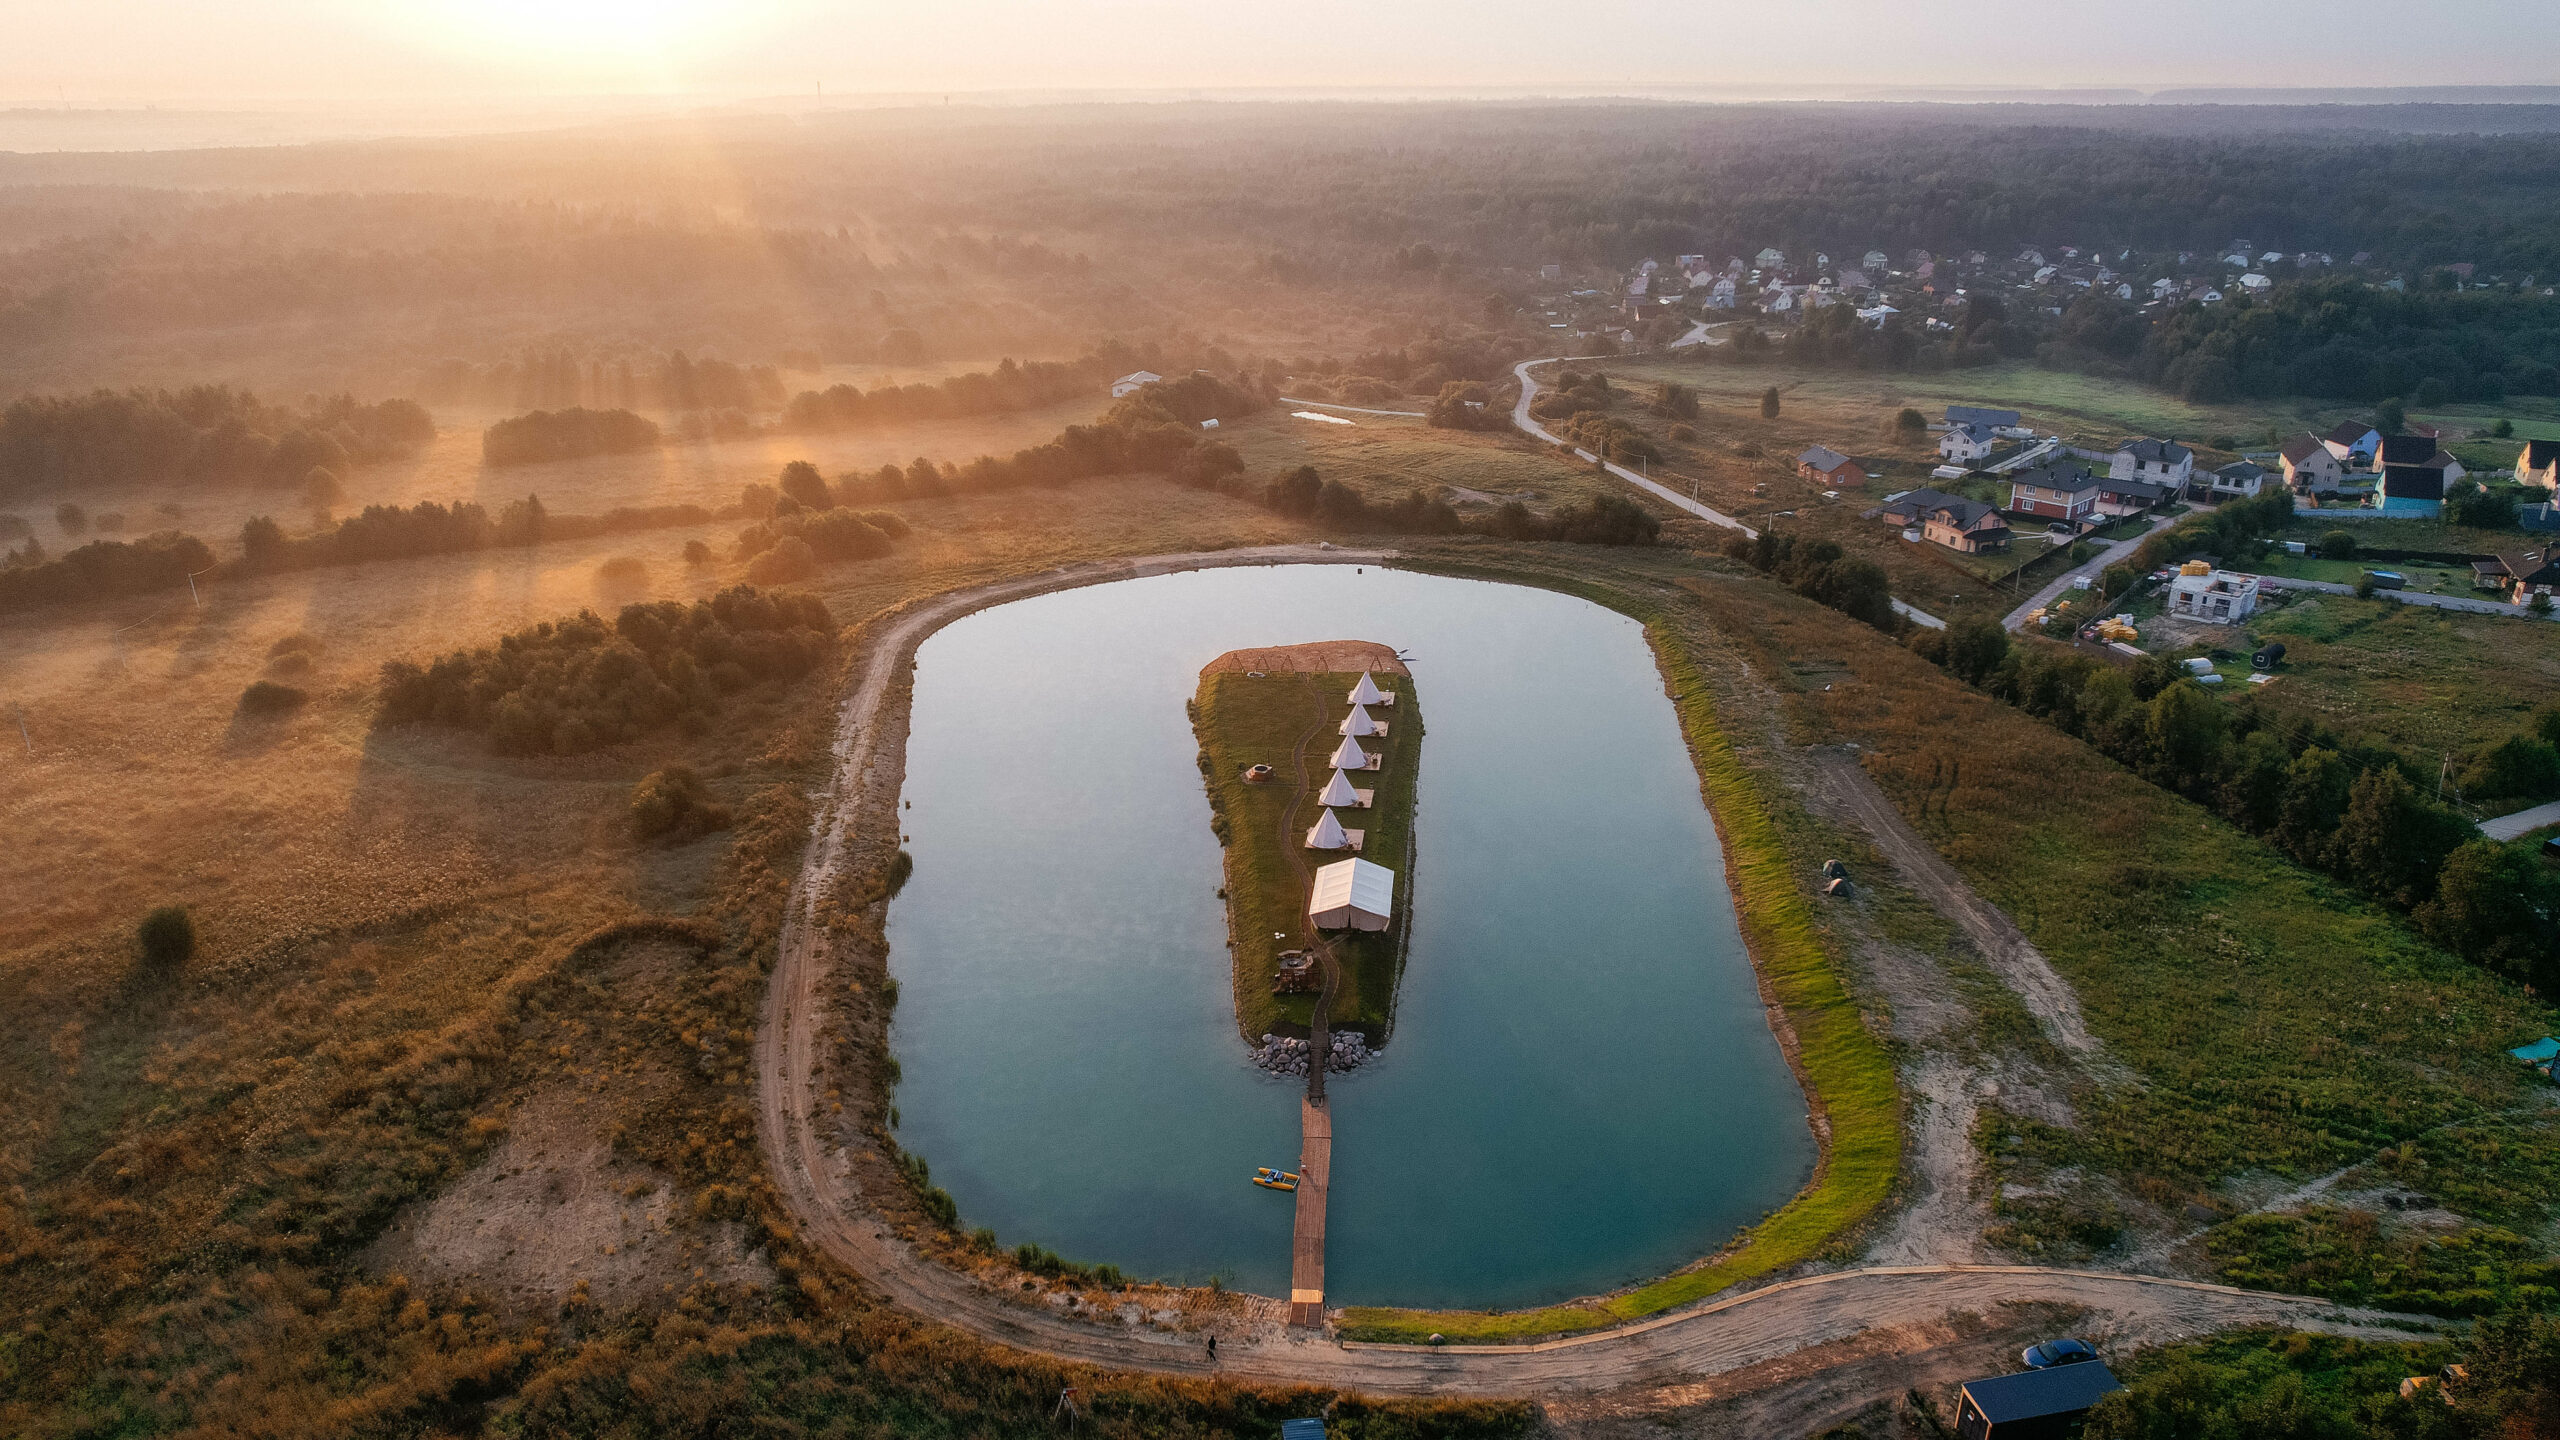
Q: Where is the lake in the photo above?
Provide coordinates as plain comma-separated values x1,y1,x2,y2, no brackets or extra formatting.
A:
884,563,1814,1309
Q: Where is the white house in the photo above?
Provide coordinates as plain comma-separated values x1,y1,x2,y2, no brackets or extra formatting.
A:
2166,564,2260,624
2239,272,2273,292
1706,276,1738,309
1308,857,1395,931
2280,434,2347,493
1939,423,1999,464
2150,277,2179,300
2109,438,2196,491
1755,247,1786,269
2203,460,2270,501
1110,370,1163,398
1863,249,1891,270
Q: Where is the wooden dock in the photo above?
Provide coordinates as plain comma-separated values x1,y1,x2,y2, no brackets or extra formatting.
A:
1288,1096,1332,1327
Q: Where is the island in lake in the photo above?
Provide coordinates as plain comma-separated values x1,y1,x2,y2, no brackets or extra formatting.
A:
1191,641,1420,1066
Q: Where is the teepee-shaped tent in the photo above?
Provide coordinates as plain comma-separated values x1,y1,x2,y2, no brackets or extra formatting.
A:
1317,769,1363,808
1339,704,1379,737
1328,735,1371,770
1306,808,1351,850
1347,672,1389,706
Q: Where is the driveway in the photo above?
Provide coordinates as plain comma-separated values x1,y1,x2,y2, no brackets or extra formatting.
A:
2001,518,2167,631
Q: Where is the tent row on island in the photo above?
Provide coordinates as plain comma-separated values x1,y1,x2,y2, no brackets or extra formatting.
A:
1306,671,1399,932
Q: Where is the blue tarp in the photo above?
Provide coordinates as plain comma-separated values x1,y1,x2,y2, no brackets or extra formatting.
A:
2513,1037,2560,1064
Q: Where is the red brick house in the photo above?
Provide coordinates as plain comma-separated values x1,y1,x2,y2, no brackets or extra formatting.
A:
2007,460,2102,525
1797,445,1868,487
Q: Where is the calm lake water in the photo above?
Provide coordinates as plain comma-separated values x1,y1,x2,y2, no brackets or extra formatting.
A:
885,564,1813,1308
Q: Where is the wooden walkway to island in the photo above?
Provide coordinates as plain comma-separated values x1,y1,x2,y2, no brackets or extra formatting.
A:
1289,1096,1332,1327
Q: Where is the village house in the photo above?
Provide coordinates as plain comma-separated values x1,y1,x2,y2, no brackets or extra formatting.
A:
2109,437,2196,491
2375,434,2450,516
2166,563,2261,624
1945,404,2023,433
1705,276,1739,308
2474,545,2560,604
2323,420,2382,468
1796,445,1868,487
2201,460,2269,503
2280,433,2346,492
2092,477,2173,519
2009,460,2103,525
1938,423,1999,464
1880,489,2012,553
2522,438,2560,491
1110,370,1164,397
1755,247,1786,269
1864,249,1891,271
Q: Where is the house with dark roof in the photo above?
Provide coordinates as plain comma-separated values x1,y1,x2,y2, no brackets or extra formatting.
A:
2109,437,2195,493
2280,432,2346,493
2324,420,2382,467
1797,445,1867,486
1946,405,2023,432
1939,423,1999,464
1876,489,2011,552
2008,460,2103,525
2475,546,2560,605
1955,1364,2124,1439
2093,477,2173,519
2522,439,2560,491
2376,435,2449,516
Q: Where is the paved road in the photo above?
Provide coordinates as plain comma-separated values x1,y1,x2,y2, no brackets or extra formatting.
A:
1278,397,1428,418
2257,573,2532,618
1510,359,1944,630
2481,799,2560,841
2001,518,2167,632
754,546,2432,1398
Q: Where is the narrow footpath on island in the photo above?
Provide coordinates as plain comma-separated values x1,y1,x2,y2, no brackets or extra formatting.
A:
753,543,2437,1399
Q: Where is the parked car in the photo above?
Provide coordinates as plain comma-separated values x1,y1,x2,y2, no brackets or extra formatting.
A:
2022,1338,2099,1369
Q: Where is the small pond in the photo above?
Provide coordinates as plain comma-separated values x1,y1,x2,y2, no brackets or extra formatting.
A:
885,564,1814,1308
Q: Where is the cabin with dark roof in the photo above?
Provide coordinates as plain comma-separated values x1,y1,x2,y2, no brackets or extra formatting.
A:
2008,460,2102,525
1797,445,1867,486
1955,1363,2124,1439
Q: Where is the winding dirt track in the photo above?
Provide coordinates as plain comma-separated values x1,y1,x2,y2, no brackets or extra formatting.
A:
754,546,2433,1397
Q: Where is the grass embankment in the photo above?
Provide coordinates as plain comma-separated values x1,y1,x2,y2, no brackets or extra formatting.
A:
1335,560,1900,1343
1194,667,1421,1042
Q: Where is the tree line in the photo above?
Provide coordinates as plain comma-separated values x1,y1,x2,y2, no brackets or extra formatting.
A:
374,586,836,757
1915,616,2560,993
779,356,1106,432
0,386,434,498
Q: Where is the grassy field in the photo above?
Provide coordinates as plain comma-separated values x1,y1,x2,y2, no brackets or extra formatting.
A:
2247,550,2481,594
1193,668,1421,1042
1215,406,1625,517
2223,590,2560,756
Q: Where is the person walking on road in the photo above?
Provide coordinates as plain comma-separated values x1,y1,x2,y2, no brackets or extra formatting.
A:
1206,1335,1218,1362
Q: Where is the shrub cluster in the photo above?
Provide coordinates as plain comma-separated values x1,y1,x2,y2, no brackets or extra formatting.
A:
374,586,834,756
1915,617,2560,989
1249,462,1659,545
235,679,306,716
236,495,718,576
1723,530,1897,632
481,406,661,466
628,766,734,842
734,501,907,584
0,386,433,497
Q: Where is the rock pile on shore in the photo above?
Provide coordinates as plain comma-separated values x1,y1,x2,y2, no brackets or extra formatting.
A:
1250,1031,1375,1076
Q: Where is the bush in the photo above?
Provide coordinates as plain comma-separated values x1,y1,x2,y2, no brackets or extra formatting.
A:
481,407,660,466
137,906,194,972
2317,528,2357,559
1668,422,1697,443
628,766,733,842
265,631,322,674
744,537,818,585
236,680,306,716
595,556,649,589
682,539,712,565
777,460,832,511
1759,386,1781,419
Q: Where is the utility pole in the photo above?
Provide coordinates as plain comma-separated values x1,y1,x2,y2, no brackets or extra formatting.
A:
186,566,212,605
13,705,27,756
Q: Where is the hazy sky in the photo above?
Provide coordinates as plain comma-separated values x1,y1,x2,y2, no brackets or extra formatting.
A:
9,0,2560,106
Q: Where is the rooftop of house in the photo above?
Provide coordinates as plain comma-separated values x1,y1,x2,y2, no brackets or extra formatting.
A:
1798,445,1854,471
2119,437,2193,465
2279,433,2329,463
1946,404,2022,429
2325,419,2380,446
2377,434,2440,466
2011,460,2103,493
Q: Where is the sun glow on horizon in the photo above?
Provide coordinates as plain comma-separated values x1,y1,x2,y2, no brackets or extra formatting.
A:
396,0,785,70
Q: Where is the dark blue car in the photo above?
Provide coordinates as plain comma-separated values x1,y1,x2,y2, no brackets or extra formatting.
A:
2021,1338,2098,1369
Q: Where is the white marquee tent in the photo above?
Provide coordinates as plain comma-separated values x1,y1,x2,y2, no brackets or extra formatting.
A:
1338,704,1379,737
1317,769,1364,808
1305,807,1351,850
1308,857,1395,931
1328,735,1373,770
1347,673,1391,707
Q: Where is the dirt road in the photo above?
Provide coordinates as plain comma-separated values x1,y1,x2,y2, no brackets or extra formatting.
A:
754,548,2426,1398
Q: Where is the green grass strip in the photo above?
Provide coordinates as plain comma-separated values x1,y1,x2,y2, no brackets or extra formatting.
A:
1332,564,1903,1344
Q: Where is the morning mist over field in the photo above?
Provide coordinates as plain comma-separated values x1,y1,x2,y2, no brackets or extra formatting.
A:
8,4,2560,1439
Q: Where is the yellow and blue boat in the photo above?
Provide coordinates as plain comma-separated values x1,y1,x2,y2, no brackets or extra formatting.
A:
1252,1166,1300,1191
